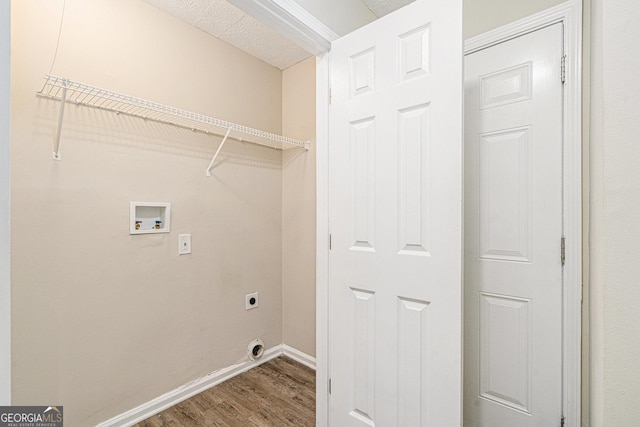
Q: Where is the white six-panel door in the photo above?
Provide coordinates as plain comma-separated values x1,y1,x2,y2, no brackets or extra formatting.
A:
329,0,463,425
464,24,564,427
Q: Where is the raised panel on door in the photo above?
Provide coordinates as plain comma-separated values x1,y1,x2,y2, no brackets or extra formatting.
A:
479,293,532,414
479,127,531,262
329,0,462,425
350,288,376,425
397,103,431,256
397,297,430,426
349,117,376,251
464,24,563,427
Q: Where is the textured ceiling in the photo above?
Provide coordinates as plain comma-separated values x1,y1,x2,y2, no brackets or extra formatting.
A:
360,0,414,17
143,0,413,70
143,0,311,70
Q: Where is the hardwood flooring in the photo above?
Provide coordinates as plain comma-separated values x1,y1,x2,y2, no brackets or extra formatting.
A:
135,356,315,427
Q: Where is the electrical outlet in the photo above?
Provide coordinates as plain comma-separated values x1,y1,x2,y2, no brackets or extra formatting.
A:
178,234,191,255
246,292,259,310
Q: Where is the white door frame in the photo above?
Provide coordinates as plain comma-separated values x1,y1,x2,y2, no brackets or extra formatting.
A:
0,0,11,405
316,1,582,426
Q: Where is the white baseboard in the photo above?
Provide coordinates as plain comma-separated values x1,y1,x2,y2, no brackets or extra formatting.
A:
96,345,283,427
282,344,316,370
97,343,315,426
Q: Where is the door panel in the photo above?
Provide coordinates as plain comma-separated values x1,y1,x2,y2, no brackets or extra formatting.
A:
464,24,564,427
329,0,463,425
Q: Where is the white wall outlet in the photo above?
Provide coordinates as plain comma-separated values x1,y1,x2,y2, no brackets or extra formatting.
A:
246,292,259,310
178,234,191,255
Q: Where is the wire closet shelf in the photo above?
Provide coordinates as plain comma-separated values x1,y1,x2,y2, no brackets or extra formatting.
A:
37,75,310,175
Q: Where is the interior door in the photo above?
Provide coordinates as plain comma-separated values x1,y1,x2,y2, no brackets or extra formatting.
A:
463,24,564,426
328,0,463,425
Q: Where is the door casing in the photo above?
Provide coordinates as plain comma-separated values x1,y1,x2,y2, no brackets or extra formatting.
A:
316,1,582,426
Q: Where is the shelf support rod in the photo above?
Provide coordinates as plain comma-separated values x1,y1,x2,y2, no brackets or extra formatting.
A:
53,79,69,160
206,127,232,176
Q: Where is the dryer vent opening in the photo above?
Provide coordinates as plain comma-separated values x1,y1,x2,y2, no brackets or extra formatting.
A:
247,339,264,361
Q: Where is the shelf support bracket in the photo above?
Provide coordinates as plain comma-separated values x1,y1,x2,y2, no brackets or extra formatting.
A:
53,79,69,160
206,127,232,176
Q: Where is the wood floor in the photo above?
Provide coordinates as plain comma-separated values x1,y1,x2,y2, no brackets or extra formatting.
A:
135,356,316,427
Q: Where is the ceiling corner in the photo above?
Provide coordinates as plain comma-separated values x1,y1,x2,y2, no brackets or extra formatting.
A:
226,0,338,56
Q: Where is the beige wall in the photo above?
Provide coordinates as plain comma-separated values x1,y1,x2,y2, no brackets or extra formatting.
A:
0,0,10,405
463,0,566,38
282,57,316,357
11,0,284,425
589,0,640,425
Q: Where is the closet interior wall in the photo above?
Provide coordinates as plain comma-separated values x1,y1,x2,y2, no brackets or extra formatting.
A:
9,0,301,424
282,57,316,357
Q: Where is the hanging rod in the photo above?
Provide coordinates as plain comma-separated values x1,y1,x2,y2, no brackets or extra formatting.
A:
37,75,310,169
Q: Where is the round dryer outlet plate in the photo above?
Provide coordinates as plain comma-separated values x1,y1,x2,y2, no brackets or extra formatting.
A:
247,338,265,361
